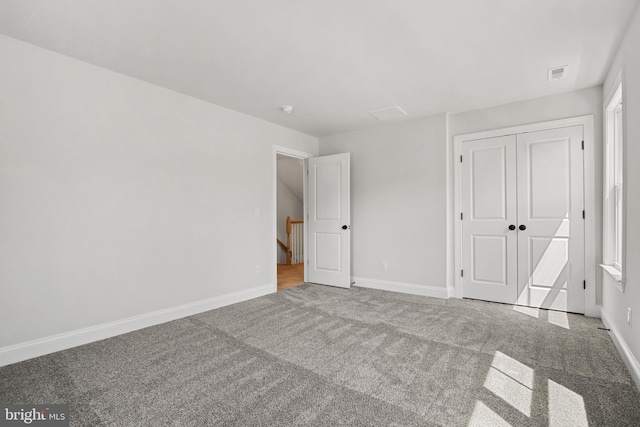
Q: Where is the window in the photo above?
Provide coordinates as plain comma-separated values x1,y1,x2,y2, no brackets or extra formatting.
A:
603,83,624,289
613,100,623,268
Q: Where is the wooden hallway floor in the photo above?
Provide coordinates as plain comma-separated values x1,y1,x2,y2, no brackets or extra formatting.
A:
277,263,304,291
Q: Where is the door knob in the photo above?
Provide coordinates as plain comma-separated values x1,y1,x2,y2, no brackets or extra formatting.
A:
509,225,516,231
519,224,527,231
342,225,348,230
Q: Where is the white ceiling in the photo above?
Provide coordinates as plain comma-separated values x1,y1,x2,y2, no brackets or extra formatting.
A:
1,0,638,137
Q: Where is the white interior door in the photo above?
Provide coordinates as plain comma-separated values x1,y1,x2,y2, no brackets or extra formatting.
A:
307,153,350,288
462,135,518,304
516,126,585,313
461,126,585,313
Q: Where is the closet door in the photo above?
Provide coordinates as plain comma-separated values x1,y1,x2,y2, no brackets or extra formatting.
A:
516,126,585,313
461,135,518,304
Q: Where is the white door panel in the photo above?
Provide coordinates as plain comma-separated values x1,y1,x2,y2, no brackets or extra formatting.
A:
308,153,350,288
517,126,584,313
315,162,342,219
315,233,342,271
462,135,518,304
472,235,508,285
471,146,510,220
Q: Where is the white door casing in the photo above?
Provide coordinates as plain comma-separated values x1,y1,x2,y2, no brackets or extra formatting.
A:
307,153,351,288
462,135,518,304
516,126,585,313
460,126,585,313
272,145,313,291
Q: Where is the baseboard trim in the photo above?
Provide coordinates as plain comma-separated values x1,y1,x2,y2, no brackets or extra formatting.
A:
447,286,456,299
0,283,274,368
600,308,640,391
352,277,448,299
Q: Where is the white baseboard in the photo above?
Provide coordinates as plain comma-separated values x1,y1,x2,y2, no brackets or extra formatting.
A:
0,283,274,368
447,286,456,299
352,277,448,299
600,308,640,391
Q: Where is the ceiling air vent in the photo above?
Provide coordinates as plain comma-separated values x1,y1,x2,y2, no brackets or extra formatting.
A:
548,65,568,81
369,105,408,121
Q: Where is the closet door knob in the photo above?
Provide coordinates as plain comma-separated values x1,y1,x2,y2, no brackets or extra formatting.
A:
509,225,516,231
519,224,527,231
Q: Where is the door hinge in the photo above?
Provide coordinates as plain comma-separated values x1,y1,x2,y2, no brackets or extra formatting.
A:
460,155,463,163
583,210,585,219
460,212,463,220
581,140,584,150
583,280,586,290
461,269,464,277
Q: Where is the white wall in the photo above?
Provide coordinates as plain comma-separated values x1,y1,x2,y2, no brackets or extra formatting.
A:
449,87,603,301
449,86,603,137
319,114,448,298
276,177,303,264
277,156,304,201
601,3,640,389
318,89,602,302
0,35,318,357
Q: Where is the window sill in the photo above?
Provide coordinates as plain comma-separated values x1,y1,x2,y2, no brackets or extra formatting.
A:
600,264,624,292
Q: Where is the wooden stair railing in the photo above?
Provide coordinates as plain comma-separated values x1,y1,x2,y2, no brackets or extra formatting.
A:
277,216,304,265
276,239,292,265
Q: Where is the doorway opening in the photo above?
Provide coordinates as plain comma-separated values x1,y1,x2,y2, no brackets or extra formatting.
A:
272,146,351,291
274,150,308,291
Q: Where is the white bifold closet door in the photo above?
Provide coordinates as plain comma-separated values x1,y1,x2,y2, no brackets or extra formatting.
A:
462,126,585,313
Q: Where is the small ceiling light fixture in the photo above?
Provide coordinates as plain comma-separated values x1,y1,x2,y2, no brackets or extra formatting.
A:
281,105,294,114
369,105,408,121
547,65,568,82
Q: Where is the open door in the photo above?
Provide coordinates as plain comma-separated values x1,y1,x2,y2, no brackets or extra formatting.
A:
307,153,351,288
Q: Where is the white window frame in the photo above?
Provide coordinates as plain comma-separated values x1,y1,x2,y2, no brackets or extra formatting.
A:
602,82,625,291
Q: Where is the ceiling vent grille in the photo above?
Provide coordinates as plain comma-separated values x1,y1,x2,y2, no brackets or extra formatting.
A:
369,105,408,121
548,65,568,81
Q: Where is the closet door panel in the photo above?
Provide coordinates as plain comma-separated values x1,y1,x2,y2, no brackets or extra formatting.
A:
516,126,585,313
461,135,518,304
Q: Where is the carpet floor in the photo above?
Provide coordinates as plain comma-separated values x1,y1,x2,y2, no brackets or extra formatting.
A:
1,284,639,426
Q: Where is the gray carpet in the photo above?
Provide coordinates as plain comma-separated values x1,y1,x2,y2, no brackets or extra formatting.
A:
1,284,639,426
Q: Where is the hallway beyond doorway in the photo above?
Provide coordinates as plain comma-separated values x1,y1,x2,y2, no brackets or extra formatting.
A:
277,263,304,291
